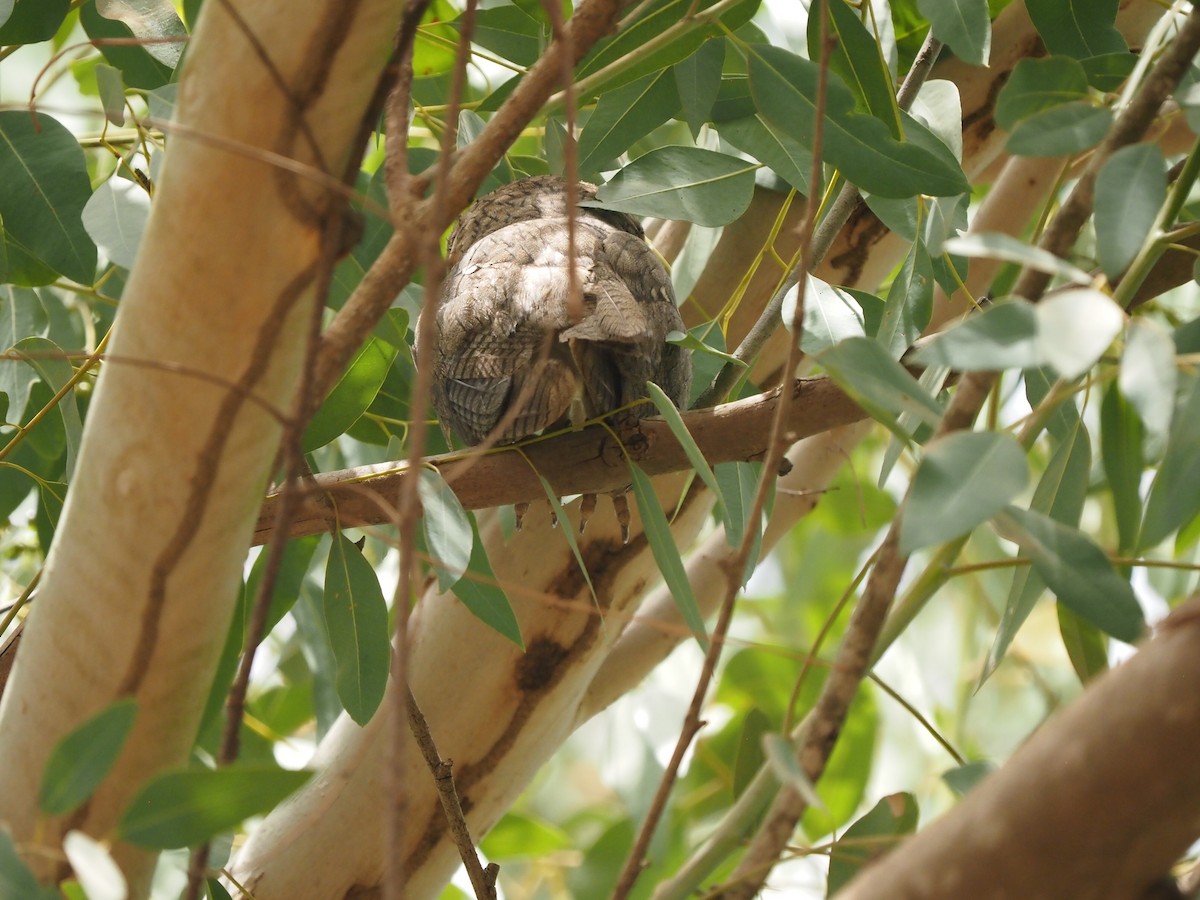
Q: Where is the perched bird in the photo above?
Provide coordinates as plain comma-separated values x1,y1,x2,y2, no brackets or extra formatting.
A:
419,175,692,537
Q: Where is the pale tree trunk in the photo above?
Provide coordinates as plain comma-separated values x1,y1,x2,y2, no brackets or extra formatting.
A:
0,0,400,889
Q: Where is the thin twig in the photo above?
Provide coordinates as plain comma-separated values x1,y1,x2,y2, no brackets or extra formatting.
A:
407,688,498,899
386,3,477,897
716,9,1200,895
610,5,835,896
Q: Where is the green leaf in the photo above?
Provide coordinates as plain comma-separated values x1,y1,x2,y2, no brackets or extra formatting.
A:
0,826,54,900
591,146,757,226
982,422,1093,682
900,431,1028,553
418,467,472,590
762,733,824,811
918,0,990,65
412,0,458,77
1140,375,1200,549
877,238,933,357
941,760,994,795
1119,318,1176,439
714,461,762,558
942,232,1091,284
118,765,311,849
81,175,151,270
815,0,902,137
645,380,730,537
1006,103,1112,157
1100,384,1143,554
994,506,1145,643
0,112,97,284
731,708,770,800
748,45,968,199
785,276,867,353
826,793,918,897
1057,603,1108,683
816,337,944,440
80,2,175,89
674,39,725,137
324,533,390,725
1095,143,1166,281
481,812,571,860
95,65,126,127
12,336,84,476
94,0,186,69
535,474,598,603
1026,0,1125,59
0,286,49,421
577,71,680,176
39,699,138,816
450,516,523,648
464,5,545,67
0,0,69,43
995,57,1090,130
304,337,397,451
712,114,812,194
629,460,708,648
62,831,125,900
915,300,1041,371
1034,287,1124,380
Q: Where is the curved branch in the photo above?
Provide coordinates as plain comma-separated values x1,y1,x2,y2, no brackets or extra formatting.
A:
252,376,868,544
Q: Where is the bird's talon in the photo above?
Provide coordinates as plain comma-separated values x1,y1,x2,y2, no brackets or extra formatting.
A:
514,502,529,532
613,492,631,545
579,493,598,533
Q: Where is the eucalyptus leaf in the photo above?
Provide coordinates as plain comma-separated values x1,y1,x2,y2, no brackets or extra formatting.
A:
817,337,944,439
81,176,151,270
591,147,757,226
942,233,1091,284
826,793,918,897
324,533,390,725
39,699,138,816
1006,103,1112,158
994,57,1090,130
785,275,867,353
918,0,990,65
1026,0,1125,59
418,467,472,589
1140,376,1200,550
675,40,725,138
449,516,523,648
1119,318,1176,439
577,71,680,175
1095,143,1166,281
1100,383,1144,554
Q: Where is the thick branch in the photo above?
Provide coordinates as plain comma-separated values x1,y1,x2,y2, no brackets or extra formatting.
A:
252,377,866,544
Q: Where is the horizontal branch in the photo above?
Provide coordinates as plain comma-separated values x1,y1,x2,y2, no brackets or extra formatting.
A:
252,376,867,544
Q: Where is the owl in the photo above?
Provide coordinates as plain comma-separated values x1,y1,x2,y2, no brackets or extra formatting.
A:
418,175,692,537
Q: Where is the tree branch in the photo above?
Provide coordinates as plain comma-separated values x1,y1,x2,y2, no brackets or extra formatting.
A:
251,376,867,544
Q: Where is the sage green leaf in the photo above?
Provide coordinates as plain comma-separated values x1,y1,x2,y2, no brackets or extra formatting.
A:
817,337,944,439
1119,318,1176,439
982,422,1090,684
96,64,126,127
465,5,545,67
1034,288,1124,380
1006,103,1112,157
80,2,174,89
675,39,725,138
645,380,730,539
304,337,397,451
1026,0,1125,59
942,232,1091,284
714,461,762,565
1058,603,1108,684
712,114,812,193
95,0,186,68
449,516,522,648
826,793,918,897
900,431,1028,554
1081,52,1136,92
762,733,824,811
785,275,867,353
592,147,757,226
1100,384,1143,554
578,70,680,175
942,761,994,795
918,0,990,65
62,831,125,900
418,467,472,590
995,57,1089,130
536,474,597,605
815,0,902,137
915,300,1041,372
81,175,151,270
1095,143,1166,281
0,112,97,284
748,45,968,199
118,765,311,849
13,336,83,476
877,238,933,358
1140,375,1200,549
324,533,390,725
629,460,708,648
994,506,1144,643
39,699,138,816
0,0,68,42
0,286,49,421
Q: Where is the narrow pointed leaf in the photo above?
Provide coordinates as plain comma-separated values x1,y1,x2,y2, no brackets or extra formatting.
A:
713,114,812,193
918,0,990,65
536,474,598,604
418,467,472,589
1006,103,1112,157
995,57,1089,130
817,337,944,439
1119,318,1176,439
994,506,1144,643
943,232,1091,284
118,765,311,849
645,380,729,536
1100,384,1143,554
1140,375,1200,549
675,40,725,138
1026,0,1125,59
39,699,138,816
450,516,523,648
826,793,918,897
304,337,397,451
324,533,390,725
0,827,54,900
577,70,680,175
1095,143,1166,281
591,147,756,226
762,733,825,811
629,460,707,648
900,431,1028,553
815,0,902,137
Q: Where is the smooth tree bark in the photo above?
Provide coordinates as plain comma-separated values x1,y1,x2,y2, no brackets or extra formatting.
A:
0,0,402,888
